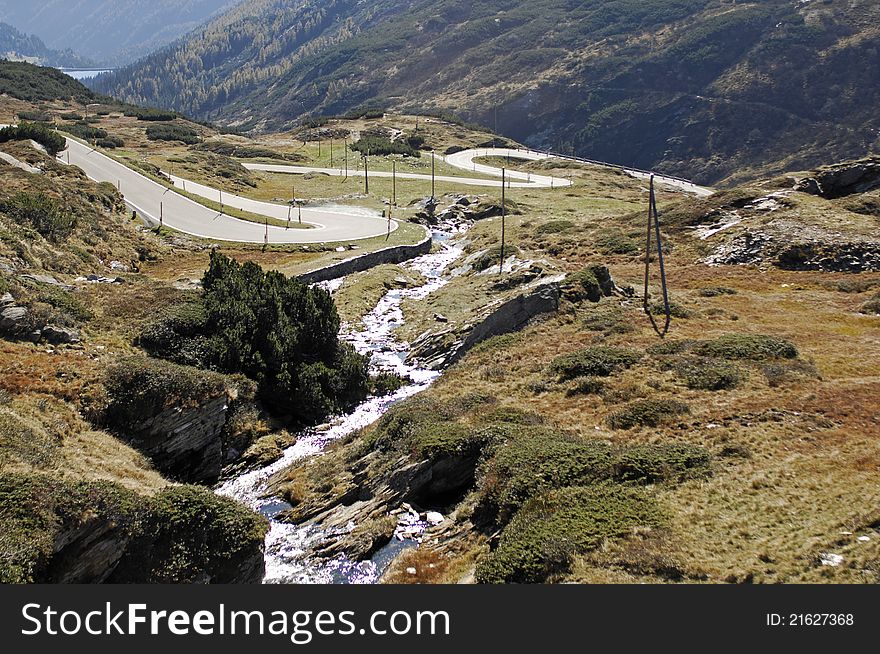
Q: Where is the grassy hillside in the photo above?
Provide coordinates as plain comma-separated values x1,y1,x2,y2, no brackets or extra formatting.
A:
95,0,880,184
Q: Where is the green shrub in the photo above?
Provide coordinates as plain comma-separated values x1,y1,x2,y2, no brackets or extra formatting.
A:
594,228,640,255
614,443,711,483
111,485,268,583
0,192,76,242
60,121,107,141
137,298,212,367
32,286,94,323
563,268,602,302
648,298,694,318
59,112,83,121
350,134,420,157
760,359,820,387
123,106,178,121
369,371,407,397
475,484,664,583
104,357,228,429
96,135,125,149
666,355,743,390
607,398,690,430
16,110,50,122
696,333,798,360
0,122,66,156
582,304,635,334
646,339,699,356
146,123,201,144
535,219,575,235
477,430,615,524
550,346,641,380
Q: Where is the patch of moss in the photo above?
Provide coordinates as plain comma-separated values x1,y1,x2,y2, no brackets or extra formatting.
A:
607,399,690,430
593,228,640,255
550,346,642,381
696,333,798,360
565,376,606,397
562,268,602,303
582,303,635,334
475,484,664,583
698,286,738,297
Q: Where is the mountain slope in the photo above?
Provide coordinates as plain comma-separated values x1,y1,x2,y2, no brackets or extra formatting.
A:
0,22,94,68
94,0,880,185
0,0,235,66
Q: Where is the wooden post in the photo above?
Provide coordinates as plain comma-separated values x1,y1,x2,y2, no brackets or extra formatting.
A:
160,202,163,227
392,160,396,206
431,150,435,200
364,154,369,194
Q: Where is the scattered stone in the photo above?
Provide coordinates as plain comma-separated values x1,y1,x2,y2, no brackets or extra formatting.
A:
858,536,870,542
0,292,14,307
19,273,63,286
109,260,130,272
819,552,844,567
335,246,346,252
433,313,448,323
406,567,417,575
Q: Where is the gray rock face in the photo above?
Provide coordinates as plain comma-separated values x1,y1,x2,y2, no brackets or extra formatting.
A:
44,518,131,583
795,158,880,199
0,305,28,332
0,292,14,307
121,396,229,484
409,278,562,370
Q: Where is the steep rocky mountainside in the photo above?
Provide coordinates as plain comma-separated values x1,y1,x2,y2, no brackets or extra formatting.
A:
0,22,95,68
94,0,880,184
0,0,235,66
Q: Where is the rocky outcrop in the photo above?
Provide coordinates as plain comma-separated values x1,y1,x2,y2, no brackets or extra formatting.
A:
43,516,131,583
123,395,229,484
408,277,562,369
795,157,880,199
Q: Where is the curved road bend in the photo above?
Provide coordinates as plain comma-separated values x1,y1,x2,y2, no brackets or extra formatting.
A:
244,148,711,196
59,138,396,244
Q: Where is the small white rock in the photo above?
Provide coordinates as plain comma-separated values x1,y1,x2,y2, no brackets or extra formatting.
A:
858,536,870,542
819,552,844,567
426,511,444,526
406,567,417,575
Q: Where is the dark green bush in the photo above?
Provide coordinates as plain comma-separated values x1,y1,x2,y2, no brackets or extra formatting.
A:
614,443,711,483
104,357,228,429
16,110,49,122
0,122,66,156
369,371,407,397
563,268,602,302
477,430,615,524
61,121,107,141
123,107,178,121
475,484,664,583
582,304,635,334
349,134,420,157
146,123,201,144
550,346,641,380
607,398,690,430
594,228,640,255
111,485,268,583
137,299,214,368
696,333,798,360
96,135,124,149
0,192,76,241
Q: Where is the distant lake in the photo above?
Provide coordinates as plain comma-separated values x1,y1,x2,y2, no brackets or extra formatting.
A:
61,69,113,80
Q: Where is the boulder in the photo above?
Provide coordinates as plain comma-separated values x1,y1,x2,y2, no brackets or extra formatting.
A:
41,325,81,344
0,305,28,332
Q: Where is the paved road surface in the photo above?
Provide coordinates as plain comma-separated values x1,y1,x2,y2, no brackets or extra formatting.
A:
60,138,396,243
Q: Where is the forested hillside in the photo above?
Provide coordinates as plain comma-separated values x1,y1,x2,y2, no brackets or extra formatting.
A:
94,0,880,184
0,22,94,68
0,0,235,65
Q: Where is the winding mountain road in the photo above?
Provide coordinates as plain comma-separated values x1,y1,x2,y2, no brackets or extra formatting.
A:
59,138,396,244
244,147,712,196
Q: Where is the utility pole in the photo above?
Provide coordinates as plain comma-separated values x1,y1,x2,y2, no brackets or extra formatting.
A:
318,139,321,158
386,202,392,241
431,150,435,200
298,205,302,224
500,167,506,274
160,202,163,228
364,153,369,194
264,216,268,249
287,203,291,229
219,188,223,213
344,138,348,179
392,160,397,206
329,139,333,167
